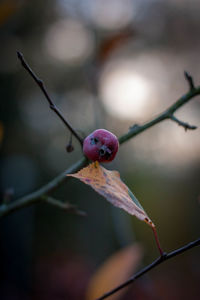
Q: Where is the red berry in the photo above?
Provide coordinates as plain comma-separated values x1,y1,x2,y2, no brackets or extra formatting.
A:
83,129,119,162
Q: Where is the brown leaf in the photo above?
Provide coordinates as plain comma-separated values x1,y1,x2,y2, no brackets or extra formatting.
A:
68,162,154,227
86,243,143,300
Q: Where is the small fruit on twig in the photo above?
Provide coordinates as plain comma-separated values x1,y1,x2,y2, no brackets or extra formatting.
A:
83,129,119,162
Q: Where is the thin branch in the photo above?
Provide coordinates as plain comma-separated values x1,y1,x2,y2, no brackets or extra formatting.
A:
119,75,200,145
41,195,86,216
0,157,87,218
169,114,197,131
17,51,83,146
96,237,200,300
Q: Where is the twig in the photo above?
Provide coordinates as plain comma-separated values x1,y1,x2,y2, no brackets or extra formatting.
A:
41,195,86,216
169,114,197,131
17,51,83,146
0,157,87,218
96,237,200,300
184,71,195,91
119,73,200,144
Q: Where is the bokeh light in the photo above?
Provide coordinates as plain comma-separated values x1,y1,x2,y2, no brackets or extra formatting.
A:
85,0,134,30
44,19,94,64
100,60,156,120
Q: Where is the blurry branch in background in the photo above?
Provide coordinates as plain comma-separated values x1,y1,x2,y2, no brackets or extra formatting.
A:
96,237,200,300
17,51,84,146
41,195,87,216
0,56,199,219
0,157,88,218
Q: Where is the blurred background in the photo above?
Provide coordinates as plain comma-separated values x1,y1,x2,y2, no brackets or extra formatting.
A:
0,0,200,299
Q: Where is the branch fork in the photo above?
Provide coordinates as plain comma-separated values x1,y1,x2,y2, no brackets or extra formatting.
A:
119,72,198,144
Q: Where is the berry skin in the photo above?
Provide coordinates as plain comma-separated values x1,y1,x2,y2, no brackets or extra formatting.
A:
83,129,119,163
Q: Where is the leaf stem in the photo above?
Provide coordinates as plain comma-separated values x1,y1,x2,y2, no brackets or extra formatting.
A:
152,226,164,257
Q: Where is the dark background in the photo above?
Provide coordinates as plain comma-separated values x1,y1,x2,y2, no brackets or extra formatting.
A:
0,0,200,299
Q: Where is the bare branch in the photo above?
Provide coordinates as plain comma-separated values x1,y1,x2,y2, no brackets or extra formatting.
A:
42,195,86,216
0,157,87,218
96,237,200,300
119,75,200,144
17,51,83,146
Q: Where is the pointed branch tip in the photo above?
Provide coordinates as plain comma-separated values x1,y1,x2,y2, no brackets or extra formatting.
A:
16,51,83,146
169,115,197,131
184,71,195,90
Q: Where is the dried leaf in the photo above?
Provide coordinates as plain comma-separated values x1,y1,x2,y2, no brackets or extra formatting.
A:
68,162,154,227
86,244,143,300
